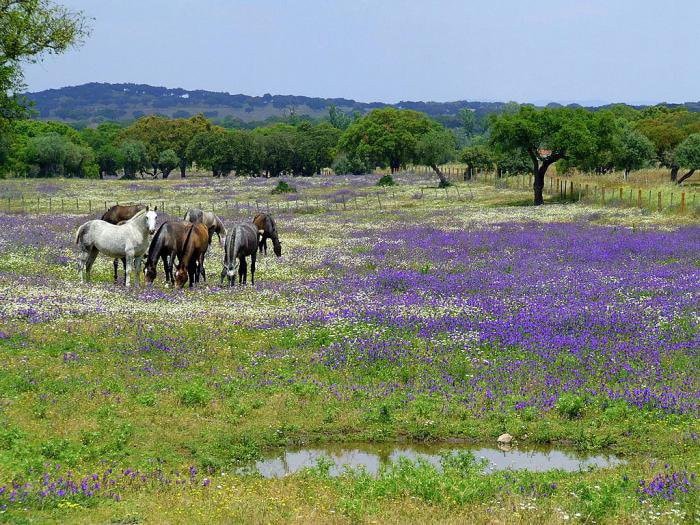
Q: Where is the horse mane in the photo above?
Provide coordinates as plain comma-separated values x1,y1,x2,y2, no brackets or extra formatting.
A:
146,222,167,264
127,208,148,221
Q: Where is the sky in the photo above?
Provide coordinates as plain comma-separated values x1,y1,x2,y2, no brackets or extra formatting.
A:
22,0,700,105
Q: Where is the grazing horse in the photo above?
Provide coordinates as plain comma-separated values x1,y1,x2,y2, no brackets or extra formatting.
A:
102,204,147,282
221,223,259,286
184,208,226,249
174,223,209,288
144,221,192,285
252,213,282,257
75,209,157,287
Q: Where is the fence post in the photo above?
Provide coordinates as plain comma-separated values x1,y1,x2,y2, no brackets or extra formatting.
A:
76,198,79,212
637,189,642,208
680,192,686,213
104,200,107,211
89,200,92,213
601,187,605,205
619,188,623,201
648,190,652,207
61,198,64,212
657,192,662,211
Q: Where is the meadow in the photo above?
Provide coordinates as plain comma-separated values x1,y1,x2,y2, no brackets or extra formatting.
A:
0,173,697,524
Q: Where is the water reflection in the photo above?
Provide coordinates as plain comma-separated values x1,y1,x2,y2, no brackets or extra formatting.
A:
248,443,622,478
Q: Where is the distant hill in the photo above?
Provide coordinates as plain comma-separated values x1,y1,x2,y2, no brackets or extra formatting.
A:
24,82,700,127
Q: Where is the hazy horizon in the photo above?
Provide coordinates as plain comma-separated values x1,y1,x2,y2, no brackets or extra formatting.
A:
22,0,700,106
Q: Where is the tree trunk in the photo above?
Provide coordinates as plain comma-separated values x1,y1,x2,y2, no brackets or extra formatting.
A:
431,164,450,187
180,160,187,178
624,168,630,182
677,169,695,184
670,165,679,182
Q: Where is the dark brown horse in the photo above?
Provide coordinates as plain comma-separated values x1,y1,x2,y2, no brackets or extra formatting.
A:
252,213,281,257
174,223,209,288
102,204,146,281
144,221,193,285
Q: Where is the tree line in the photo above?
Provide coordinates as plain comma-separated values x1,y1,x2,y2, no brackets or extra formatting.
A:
1,1,698,206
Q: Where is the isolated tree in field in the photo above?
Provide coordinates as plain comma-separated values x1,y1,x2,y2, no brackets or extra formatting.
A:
120,140,148,179
460,144,493,180
673,133,700,184
0,0,89,127
489,106,596,205
340,108,449,182
415,128,456,186
612,126,655,181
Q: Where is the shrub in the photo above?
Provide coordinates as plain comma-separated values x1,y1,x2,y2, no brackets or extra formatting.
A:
271,180,296,194
179,382,211,407
556,394,585,419
376,174,396,186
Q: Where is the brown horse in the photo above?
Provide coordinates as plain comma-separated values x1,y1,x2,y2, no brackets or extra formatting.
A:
174,223,209,288
144,221,193,285
102,204,147,281
252,213,281,257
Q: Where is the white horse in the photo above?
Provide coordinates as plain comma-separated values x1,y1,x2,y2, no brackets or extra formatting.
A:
75,208,157,287
184,208,226,250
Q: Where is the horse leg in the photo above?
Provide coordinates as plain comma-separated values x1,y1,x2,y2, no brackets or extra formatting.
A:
250,252,256,285
134,256,142,287
113,259,119,282
78,248,89,282
188,262,196,288
163,253,171,284
239,257,247,285
84,248,99,283
124,254,134,287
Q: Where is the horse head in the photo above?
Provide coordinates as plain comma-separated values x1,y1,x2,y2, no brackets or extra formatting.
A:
145,210,158,235
273,237,282,257
174,267,188,288
143,261,157,284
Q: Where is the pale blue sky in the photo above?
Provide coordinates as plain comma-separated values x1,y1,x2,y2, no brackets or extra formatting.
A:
23,0,700,105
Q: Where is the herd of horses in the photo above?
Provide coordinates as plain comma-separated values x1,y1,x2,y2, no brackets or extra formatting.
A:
75,204,282,288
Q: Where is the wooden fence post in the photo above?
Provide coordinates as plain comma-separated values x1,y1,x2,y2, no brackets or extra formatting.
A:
680,192,685,213
601,187,605,205
657,192,662,211
637,189,642,208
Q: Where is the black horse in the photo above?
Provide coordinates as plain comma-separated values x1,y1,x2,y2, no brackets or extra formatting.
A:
143,221,193,285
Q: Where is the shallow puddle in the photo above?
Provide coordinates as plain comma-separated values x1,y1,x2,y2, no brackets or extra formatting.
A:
247,443,623,478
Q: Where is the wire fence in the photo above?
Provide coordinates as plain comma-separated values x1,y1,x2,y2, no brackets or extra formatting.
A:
0,169,696,216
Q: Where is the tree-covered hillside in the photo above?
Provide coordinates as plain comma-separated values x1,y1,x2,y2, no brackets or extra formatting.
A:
25,82,513,126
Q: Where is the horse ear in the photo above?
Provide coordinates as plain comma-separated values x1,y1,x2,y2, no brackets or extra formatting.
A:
154,206,158,211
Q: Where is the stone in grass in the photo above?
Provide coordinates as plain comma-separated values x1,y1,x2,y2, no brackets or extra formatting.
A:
497,433,514,444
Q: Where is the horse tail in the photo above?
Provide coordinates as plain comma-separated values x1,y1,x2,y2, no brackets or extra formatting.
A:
75,223,88,245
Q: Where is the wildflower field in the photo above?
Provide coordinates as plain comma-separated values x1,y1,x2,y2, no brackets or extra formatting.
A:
0,174,697,524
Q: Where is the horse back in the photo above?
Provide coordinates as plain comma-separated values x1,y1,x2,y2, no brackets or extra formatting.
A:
102,204,144,224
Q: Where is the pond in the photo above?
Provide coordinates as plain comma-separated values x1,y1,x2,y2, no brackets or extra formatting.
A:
244,442,623,478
